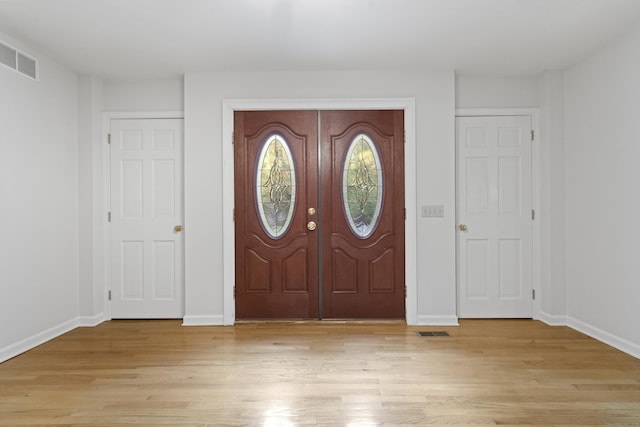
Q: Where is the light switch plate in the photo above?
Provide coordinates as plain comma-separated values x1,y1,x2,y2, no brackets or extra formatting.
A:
421,205,444,217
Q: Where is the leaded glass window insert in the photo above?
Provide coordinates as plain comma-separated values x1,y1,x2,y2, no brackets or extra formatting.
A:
342,134,383,238
256,135,296,239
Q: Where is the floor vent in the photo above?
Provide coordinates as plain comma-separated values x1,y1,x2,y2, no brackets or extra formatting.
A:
0,40,38,80
417,331,450,337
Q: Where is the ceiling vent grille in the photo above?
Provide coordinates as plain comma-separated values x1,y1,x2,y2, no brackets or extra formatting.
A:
0,40,38,80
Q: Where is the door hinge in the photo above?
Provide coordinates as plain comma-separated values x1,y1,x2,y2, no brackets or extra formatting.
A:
233,286,236,299
108,211,111,222
232,132,235,145
108,290,112,301
403,130,406,144
532,289,536,300
233,208,236,222
531,130,534,141
532,209,535,221
107,133,111,144
403,208,407,220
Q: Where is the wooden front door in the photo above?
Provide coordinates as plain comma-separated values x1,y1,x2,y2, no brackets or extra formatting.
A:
234,110,404,319
320,111,405,318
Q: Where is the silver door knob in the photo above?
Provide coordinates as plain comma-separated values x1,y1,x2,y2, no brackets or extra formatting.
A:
174,225,183,232
458,224,467,232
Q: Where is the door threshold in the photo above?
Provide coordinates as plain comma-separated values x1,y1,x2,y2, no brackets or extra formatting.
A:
234,318,407,324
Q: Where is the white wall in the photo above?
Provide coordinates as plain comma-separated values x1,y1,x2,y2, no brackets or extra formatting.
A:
103,78,183,111
0,34,80,361
565,23,640,357
183,70,456,325
537,70,567,323
77,75,104,325
456,75,539,109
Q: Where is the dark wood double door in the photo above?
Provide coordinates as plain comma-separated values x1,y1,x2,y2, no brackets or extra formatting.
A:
234,110,404,319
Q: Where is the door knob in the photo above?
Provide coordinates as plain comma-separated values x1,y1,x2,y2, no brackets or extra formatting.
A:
307,221,317,231
174,225,183,233
458,224,467,232
308,207,316,216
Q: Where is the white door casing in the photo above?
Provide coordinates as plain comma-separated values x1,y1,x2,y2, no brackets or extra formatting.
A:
456,115,533,318
109,118,184,318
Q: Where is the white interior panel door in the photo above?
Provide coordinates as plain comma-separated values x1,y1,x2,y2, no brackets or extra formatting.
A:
456,115,533,318
110,118,184,318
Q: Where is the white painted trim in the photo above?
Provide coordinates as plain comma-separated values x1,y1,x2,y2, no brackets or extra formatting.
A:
182,315,225,326
415,315,460,326
78,313,107,327
103,111,185,119
568,316,640,360
454,108,541,320
0,318,77,363
101,111,185,321
222,99,417,325
537,311,568,327
101,115,111,320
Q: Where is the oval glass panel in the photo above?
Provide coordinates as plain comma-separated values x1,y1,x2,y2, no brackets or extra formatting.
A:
342,134,383,238
256,134,296,239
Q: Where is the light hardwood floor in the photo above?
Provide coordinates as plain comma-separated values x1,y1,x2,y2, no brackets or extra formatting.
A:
1,319,640,426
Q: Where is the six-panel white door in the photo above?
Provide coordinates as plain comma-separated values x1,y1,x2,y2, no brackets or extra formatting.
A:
110,119,184,318
456,115,533,318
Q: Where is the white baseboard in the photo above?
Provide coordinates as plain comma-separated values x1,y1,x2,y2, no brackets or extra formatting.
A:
568,316,640,360
0,318,78,363
415,315,459,326
182,315,225,326
78,313,107,327
536,311,568,326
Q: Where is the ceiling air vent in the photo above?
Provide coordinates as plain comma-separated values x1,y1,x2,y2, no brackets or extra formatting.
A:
0,42,16,69
0,40,38,80
17,52,37,79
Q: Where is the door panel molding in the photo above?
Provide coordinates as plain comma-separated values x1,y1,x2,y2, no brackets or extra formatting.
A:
455,108,541,320
223,99,417,325
109,117,184,318
102,111,184,321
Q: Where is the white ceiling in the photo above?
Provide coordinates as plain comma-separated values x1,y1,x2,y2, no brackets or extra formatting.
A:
1,0,640,79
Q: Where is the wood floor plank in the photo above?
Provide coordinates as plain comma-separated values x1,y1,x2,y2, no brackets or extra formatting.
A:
1,319,639,426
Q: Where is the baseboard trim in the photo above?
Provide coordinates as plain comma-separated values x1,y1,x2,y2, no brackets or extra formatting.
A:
182,315,224,326
78,313,107,327
0,318,78,363
536,311,568,326
415,315,459,326
568,316,640,360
